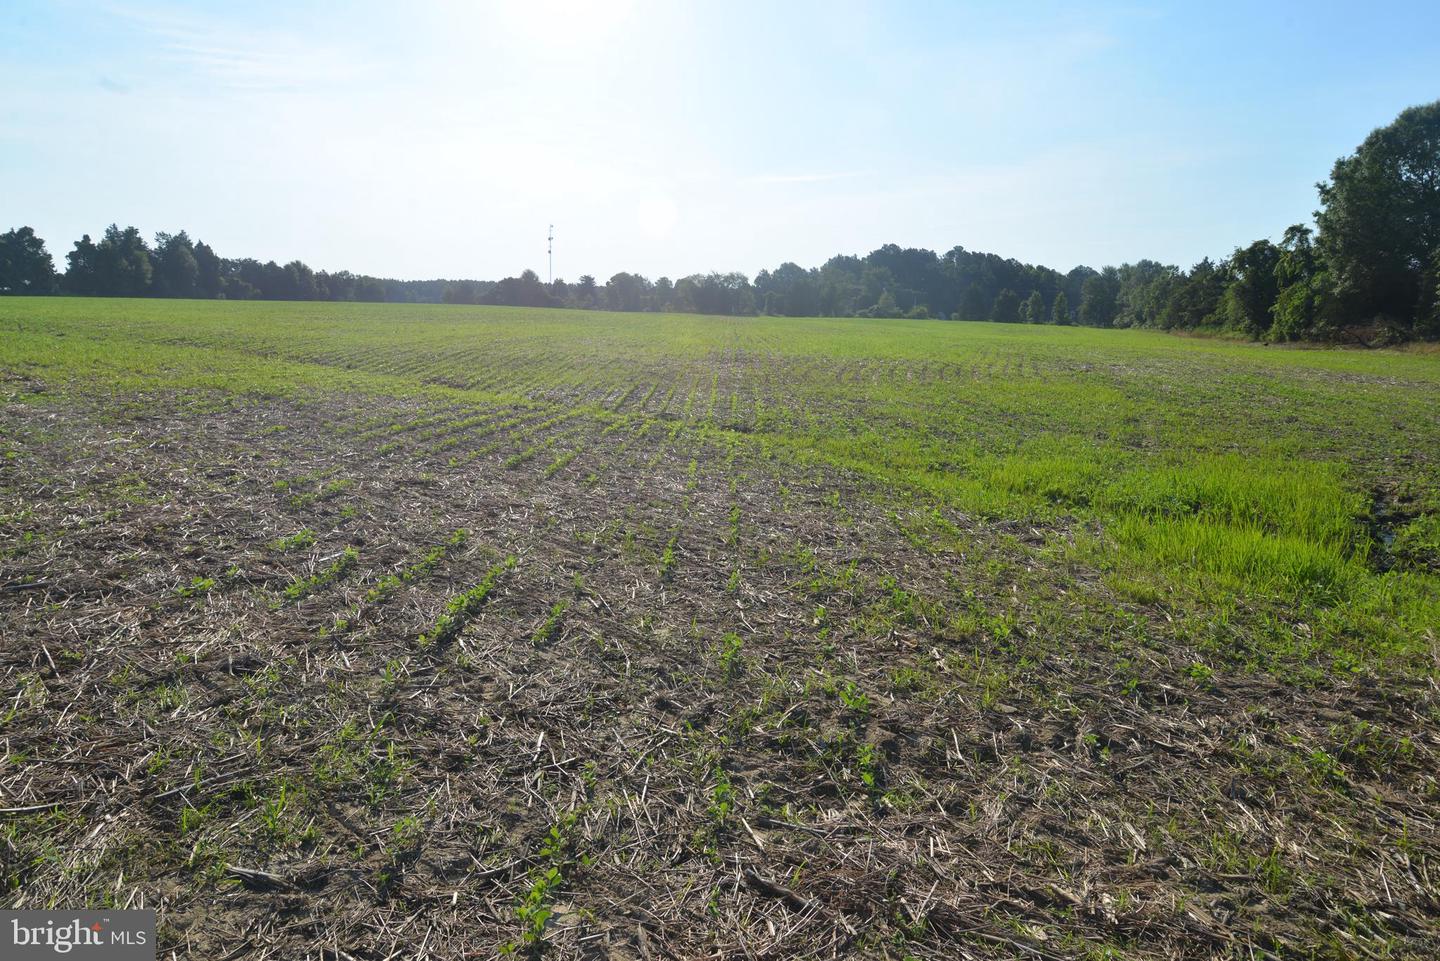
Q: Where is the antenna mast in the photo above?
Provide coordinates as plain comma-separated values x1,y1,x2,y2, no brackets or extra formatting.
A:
547,224,554,284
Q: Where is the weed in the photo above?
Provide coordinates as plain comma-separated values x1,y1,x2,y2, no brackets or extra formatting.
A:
501,813,580,955
838,680,870,716
270,529,317,552
658,534,678,582
856,741,880,792
715,632,744,678
707,765,734,827
532,601,568,646
176,576,215,598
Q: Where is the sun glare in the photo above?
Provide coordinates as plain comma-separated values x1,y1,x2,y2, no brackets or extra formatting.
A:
494,0,637,52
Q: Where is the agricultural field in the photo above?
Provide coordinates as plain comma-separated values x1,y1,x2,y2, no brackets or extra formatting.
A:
2,298,1439,959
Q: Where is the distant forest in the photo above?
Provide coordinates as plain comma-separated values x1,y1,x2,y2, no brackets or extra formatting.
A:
3,101,1437,344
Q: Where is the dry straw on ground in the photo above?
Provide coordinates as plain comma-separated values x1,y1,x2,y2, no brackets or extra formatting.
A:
3,388,1438,959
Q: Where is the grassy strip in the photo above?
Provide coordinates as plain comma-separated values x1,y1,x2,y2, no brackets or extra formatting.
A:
418,556,517,647
270,528,317,553
288,477,353,509
281,547,359,603
365,529,468,603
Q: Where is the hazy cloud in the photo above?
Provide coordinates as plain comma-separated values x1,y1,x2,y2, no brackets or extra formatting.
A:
105,4,357,91
745,171,869,186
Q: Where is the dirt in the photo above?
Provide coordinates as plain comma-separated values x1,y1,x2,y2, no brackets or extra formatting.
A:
2,392,1438,959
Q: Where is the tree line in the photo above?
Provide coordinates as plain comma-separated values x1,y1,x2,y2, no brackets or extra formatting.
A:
0,225,461,304
3,101,1436,343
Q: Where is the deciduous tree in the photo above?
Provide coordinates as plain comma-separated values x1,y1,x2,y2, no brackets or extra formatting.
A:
1316,100,1440,330
1051,290,1071,325
152,231,199,298
990,288,1021,323
0,226,56,294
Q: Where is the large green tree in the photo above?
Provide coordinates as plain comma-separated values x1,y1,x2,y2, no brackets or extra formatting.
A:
0,226,56,294
152,231,200,298
85,224,153,296
1316,100,1440,329
193,241,224,298
1021,290,1045,324
604,272,649,312
1270,225,1334,341
990,288,1021,323
1051,290,1071,325
63,234,99,294
957,283,989,320
574,274,598,307
1159,258,1227,330
1222,239,1282,337
1114,260,1178,328
1078,268,1120,327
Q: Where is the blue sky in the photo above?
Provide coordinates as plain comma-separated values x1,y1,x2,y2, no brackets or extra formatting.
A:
3,1,1437,281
